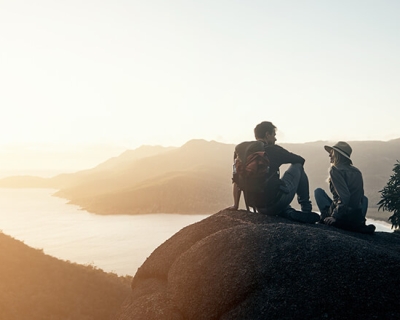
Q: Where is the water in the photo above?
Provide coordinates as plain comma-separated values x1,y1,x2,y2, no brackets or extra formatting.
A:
0,189,393,277
0,188,209,276
364,208,393,232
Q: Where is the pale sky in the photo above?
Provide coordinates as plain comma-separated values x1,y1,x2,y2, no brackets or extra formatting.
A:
0,0,399,173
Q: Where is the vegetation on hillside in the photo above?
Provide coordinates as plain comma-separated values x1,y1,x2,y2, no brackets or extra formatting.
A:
378,161,400,230
0,231,131,320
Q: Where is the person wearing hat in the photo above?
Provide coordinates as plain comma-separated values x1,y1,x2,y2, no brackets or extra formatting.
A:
314,141,375,234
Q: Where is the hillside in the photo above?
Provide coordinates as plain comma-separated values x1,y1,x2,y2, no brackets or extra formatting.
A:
54,139,234,214
0,138,399,217
0,231,130,320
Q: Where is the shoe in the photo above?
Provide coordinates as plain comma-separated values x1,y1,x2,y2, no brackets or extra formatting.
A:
357,224,376,234
287,209,320,224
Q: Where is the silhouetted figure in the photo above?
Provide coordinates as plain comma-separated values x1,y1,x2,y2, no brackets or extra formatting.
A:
314,141,375,234
229,121,319,224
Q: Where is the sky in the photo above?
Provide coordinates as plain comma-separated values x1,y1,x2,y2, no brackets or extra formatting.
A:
0,0,399,174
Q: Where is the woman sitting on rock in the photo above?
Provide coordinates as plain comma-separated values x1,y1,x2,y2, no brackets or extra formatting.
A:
314,141,375,234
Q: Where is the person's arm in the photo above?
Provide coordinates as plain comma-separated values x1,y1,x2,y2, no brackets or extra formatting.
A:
227,182,241,210
227,151,241,210
233,182,241,209
270,145,305,166
329,166,351,220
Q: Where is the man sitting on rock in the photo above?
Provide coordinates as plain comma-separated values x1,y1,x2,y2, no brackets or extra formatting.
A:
229,121,319,224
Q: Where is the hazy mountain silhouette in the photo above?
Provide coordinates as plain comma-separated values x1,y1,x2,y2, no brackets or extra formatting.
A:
0,139,399,216
0,231,130,320
52,139,234,214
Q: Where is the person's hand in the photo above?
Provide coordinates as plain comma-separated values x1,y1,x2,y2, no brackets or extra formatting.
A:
324,217,336,225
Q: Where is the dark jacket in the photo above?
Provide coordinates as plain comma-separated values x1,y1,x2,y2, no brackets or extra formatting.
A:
329,163,365,224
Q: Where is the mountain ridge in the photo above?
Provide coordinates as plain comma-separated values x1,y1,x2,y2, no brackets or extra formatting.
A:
0,138,398,217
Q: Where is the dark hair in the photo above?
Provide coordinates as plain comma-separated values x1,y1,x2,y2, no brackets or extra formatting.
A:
254,121,276,139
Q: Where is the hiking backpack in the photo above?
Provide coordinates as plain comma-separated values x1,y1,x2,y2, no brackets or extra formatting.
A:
233,141,270,212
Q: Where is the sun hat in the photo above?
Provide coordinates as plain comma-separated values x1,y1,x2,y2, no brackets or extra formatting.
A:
324,141,352,159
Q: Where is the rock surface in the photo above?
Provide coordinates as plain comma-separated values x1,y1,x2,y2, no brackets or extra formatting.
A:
116,209,400,320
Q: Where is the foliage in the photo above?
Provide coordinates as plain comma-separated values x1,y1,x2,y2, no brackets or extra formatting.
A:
378,161,400,229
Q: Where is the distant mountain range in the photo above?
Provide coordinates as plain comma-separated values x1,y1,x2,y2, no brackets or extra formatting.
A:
0,139,399,215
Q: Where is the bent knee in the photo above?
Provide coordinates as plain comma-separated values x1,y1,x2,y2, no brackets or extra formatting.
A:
288,163,303,173
314,187,325,197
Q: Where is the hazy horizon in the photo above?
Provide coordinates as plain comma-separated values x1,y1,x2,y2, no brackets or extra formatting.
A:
0,136,399,178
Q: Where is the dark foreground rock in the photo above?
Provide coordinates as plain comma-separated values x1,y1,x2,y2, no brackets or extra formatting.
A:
116,209,400,320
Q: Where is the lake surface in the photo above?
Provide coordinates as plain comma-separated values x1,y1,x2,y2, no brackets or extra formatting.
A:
0,188,392,277
0,188,209,276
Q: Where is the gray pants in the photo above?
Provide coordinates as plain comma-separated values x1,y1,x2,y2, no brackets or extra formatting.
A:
265,163,312,216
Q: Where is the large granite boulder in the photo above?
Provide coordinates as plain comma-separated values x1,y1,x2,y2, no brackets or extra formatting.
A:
116,209,400,320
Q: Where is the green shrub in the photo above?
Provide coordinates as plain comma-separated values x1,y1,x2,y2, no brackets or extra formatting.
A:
378,160,400,230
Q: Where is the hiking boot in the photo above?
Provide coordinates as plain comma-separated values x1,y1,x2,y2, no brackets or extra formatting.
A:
285,208,320,224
